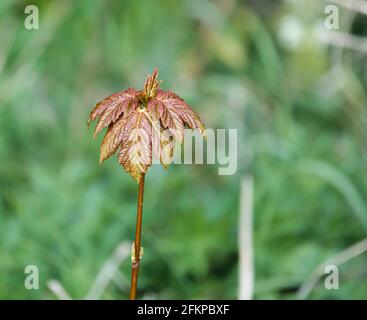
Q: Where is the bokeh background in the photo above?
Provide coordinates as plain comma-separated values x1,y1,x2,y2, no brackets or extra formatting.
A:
1,0,367,299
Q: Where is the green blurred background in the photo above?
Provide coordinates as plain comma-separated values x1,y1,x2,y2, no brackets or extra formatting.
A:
1,0,367,299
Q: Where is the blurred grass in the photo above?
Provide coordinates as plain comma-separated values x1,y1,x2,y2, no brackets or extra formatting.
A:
0,0,367,299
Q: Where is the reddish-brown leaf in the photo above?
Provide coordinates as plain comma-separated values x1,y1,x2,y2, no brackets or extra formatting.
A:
148,89,205,143
118,109,153,182
88,69,205,182
88,88,140,138
99,116,129,164
143,68,161,100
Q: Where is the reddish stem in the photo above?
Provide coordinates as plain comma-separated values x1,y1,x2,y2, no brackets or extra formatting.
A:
129,173,145,300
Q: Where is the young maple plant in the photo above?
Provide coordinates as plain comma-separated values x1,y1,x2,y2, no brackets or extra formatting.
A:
88,69,205,299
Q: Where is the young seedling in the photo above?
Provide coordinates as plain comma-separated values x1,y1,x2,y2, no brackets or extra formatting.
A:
88,69,205,299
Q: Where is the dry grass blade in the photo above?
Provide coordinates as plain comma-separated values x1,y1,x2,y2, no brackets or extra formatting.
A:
238,175,254,300
297,238,367,299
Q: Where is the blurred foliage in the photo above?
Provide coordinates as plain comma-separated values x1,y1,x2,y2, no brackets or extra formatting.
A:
0,0,367,299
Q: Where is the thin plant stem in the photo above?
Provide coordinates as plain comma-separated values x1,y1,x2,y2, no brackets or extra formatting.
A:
129,173,145,300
